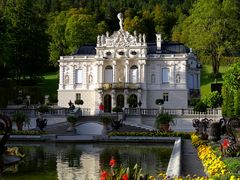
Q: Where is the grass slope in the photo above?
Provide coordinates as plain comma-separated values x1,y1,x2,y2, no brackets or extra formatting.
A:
40,72,58,97
200,65,228,97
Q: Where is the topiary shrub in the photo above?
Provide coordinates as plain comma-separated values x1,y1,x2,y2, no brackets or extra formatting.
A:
37,105,49,114
75,99,84,107
112,106,123,113
67,115,77,126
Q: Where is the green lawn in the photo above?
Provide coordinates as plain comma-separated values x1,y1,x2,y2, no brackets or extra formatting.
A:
200,65,228,97
40,72,58,98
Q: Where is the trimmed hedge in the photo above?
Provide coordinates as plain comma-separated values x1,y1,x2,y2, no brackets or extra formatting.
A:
0,130,47,135
108,131,192,139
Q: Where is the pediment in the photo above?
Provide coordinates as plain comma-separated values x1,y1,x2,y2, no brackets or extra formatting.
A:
97,30,146,48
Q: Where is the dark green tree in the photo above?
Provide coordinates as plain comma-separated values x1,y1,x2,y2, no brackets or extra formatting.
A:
3,0,49,80
48,9,97,66
222,62,240,117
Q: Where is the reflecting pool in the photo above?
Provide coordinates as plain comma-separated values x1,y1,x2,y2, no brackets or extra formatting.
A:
2,142,173,180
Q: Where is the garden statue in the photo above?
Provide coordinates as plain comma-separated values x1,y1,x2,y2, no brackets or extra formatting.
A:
68,100,75,111
0,114,21,173
0,114,12,155
36,116,47,131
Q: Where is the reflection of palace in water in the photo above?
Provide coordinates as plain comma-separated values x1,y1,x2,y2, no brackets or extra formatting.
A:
58,13,200,114
55,144,170,180
57,153,100,180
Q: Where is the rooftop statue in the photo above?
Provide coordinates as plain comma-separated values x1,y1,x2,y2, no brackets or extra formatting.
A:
117,13,123,30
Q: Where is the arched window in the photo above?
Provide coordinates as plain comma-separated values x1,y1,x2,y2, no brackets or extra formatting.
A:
104,65,113,83
151,74,156,84
130,65,138,83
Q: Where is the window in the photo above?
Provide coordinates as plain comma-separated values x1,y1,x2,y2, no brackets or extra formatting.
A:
76,69,83,84
76,93,81,100
151,74,156,84
106,51,111,56
162,68,169,83
130,65,138,83
118,51,124,55
104,65,113,83
163,93,169,102
131,51,137,55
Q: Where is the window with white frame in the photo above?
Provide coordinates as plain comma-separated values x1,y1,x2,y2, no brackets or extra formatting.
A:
76,69,83,84
104,65,113,83
130,65,138,83
76,93,81,100
162,68,169,83
163,93,169,102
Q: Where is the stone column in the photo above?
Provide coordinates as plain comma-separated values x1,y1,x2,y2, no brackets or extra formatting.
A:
137,89,142,104
59,65,64,89
184,61,187,89
111,89,116,109
99,62,103,83
142,61,147,89
138,63,141,83
70,65,75,89
98,90,103,104
124,89,129,108
112,60,116,83
125,60,129,83
82,64,87,89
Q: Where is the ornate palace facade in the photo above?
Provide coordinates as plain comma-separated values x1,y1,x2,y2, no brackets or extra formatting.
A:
58,13,200,114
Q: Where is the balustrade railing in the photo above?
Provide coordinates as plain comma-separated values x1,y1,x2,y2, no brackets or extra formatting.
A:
0,107,93,118
0,108,71,117
124,108,222,117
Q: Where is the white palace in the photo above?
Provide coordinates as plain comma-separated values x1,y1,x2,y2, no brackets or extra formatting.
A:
58,13,201,114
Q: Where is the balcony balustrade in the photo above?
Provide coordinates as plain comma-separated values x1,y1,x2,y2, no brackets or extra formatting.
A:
98,83,141,90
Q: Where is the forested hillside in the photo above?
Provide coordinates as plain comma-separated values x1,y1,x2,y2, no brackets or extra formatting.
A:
0,0,239,81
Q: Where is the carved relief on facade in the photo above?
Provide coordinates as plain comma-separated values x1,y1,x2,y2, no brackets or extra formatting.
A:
64,75,69,85
176,73,181,83
115,62,125,83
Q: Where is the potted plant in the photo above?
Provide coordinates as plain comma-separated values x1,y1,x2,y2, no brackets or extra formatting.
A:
66,115,78,132
112,106,123,113
100,116,112,125
67,115,78,126
155,112,174,132
37,105,49,114
12,111,30,131
75,99,84,107
100,116,112,134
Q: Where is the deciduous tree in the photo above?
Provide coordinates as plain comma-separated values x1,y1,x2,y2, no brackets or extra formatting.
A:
181,0,240,76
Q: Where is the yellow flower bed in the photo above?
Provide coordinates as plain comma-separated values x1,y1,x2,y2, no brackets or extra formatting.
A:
191,134,239,180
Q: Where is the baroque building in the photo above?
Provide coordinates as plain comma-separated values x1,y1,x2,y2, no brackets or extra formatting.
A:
58,13,200,114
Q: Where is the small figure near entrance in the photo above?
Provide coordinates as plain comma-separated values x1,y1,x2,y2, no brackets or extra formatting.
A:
99,103,104,114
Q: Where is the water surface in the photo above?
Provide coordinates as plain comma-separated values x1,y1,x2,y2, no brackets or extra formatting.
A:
2,142,173,180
